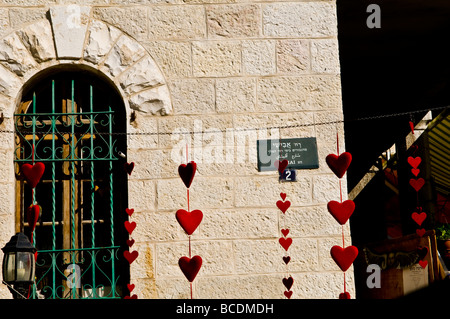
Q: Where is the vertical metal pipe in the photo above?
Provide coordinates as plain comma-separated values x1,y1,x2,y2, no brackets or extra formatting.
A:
70,80,76,299
51,80,56,298
90,85,96,296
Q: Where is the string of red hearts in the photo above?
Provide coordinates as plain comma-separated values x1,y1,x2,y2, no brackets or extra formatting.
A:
176,145,203,299
123,164,139,299
407,124,429,270
326,132,358,299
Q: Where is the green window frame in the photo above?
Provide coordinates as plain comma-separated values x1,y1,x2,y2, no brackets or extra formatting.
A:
14,68,129,299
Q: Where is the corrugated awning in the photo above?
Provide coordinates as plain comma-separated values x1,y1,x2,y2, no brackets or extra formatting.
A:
428,109,450,197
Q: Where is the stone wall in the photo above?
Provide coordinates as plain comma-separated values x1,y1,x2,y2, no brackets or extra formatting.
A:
0,0,355,299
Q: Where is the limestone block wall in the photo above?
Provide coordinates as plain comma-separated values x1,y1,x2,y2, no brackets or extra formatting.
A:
0,0,355,299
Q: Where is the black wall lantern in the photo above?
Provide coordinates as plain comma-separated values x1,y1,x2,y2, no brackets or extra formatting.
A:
2,233,36,299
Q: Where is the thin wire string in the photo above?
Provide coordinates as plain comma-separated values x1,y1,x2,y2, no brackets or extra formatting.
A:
8,105,449,137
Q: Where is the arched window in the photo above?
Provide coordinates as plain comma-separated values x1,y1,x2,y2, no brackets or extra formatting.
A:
14,66,129,299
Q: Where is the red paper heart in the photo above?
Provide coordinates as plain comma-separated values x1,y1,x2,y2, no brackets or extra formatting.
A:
125,208,134,216
281,228,290,237
282,256,291,265
179,255,202,282
330,245,358,272
416,228,426,237
419,260,428,269
339,292,351,299
124,294,138,299
275,159,288,174
407,156,422,169
176,209,203,235
123,250,139,264
26,204,40,231
327,200,355,225
276,200,291,214
409,178,425,192
411,168,420,177
22,162,45,188
282,276,294,291
178,161,197,188
126,239,135,247
124,162,134,175
280,193,287,201
325,152,352,179
279,237,292,251
124,221,137,235
127,283,135,293
411,212,427,226
284,291,293,299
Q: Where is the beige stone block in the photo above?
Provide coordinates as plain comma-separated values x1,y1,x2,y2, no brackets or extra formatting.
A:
128,115,158,150
9,8,47,29
0,9,9,38
128,85,172,115
293,272,355,299
0,66,22,98
148,6,206,40
263,2,338,38
133,278,157,299
84,19,122,65
206,4,260,38
16,19,56,63
143,41,192,78
133,211,186,242
313,110,345,146
127,179,156,212
131,242,155,279
257,76,342,112
128,149,176,180
312,174,341,204
199,209,278,240
101,34,146,77
94,7,148,41
155,277,191,299
169,79,216,115
0,32,37,76
276,39,309,74
234,176,312,208
232,112,316,142
158,114,233,152
192,41,241,77
196,274,281,298
156,176,234,211
311,38,341,74
118,55,166,95
242,40,275,75
284,205,342,238
216,78,256,113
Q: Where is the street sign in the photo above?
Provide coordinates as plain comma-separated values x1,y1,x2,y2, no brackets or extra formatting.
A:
257,137,319,172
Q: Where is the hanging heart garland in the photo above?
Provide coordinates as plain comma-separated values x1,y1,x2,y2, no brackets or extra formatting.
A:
277,192,293,298
406,149,428,267
176,155,202,298
124,207,139,299
326,133,357,299
27,204,40,233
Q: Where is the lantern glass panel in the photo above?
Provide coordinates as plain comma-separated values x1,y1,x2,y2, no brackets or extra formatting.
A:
16,252,33,282
2,253,15,283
